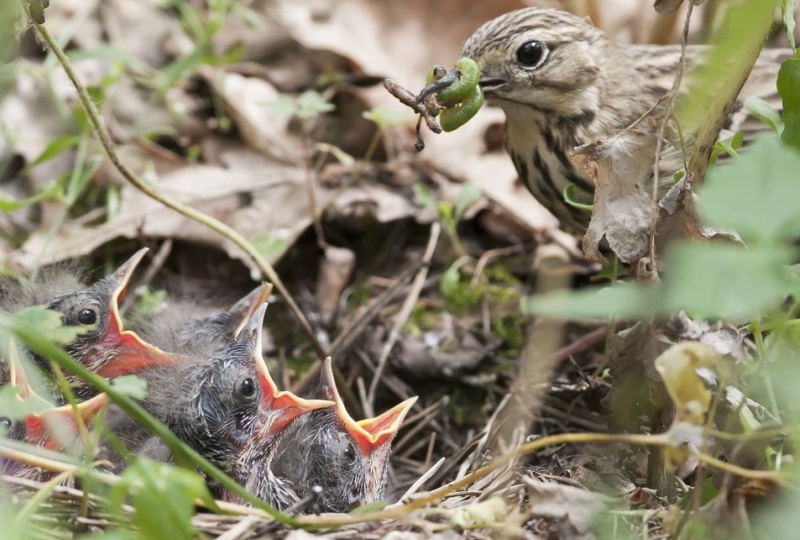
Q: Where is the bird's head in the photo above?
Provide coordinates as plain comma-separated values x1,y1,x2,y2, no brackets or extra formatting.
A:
315,357,417,511
462,8,609,117
43,248,172,394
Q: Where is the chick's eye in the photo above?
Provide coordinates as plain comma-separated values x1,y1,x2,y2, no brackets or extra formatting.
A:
237,378,256,401
516,40,547,68
343,443,357,463
77,308,98,325
0,417,11,429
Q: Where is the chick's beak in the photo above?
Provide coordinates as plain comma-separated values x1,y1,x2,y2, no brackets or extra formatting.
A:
357,396,418,447
319,357,418,455
25,393,109,451
245,303,333,438
94,248,176,377
9,342,109,450
229,283,273,339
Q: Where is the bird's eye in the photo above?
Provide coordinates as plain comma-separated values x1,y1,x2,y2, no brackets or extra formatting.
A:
236,377,256,402
343,443,357,463
516,40,547,68
0,417,11,429
77,308,98,325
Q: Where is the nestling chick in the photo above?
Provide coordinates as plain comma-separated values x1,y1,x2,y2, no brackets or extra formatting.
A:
268,357,417,513
1,248,168,401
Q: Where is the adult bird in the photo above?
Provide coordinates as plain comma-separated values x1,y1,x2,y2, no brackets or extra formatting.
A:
267,357,417,513
1,248,171,401
462,7,788,233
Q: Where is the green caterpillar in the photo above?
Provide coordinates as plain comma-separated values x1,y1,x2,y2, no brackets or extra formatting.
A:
424,58,484,132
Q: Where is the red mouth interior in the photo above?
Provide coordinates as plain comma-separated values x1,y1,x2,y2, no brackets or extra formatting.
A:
95,305,176,378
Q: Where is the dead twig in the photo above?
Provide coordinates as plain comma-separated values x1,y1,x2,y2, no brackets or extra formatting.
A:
365,222,441,416
647,2,695,273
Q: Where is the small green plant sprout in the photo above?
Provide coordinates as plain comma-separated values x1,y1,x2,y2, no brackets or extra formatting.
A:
267,90,336,121
413,182,481,259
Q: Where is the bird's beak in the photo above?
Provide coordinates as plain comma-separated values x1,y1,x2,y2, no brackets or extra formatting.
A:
95,248,176,377
245,303,333,437
9,344,109,451
24,393,109,451
229,283,274,339
357,396,418,447
477,77,508,97
319,357,417,455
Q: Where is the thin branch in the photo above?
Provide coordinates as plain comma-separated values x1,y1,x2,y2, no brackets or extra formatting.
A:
647,2,695,269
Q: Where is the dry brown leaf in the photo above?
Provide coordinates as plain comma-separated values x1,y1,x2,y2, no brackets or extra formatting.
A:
16,146,424,273
523,476,614,539
99,0,179,68
393,329,497,380
201,67,302,164
575,129,659,264
316,246,356,327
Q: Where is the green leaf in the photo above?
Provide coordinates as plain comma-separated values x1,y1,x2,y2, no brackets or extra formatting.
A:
26,135,80,169
709,131,744,164
563,183,594,211
315,142,354,166
233,4,265,28
251,232,289,263
744,96,784,136
523,243,799,321
412,183,437,212
662,243,797,319
0,384,50,421
156,47,205,97
11,306,90,345
295,90,335,120
522,282,661,320
0,1,26,63
781,0,797,50
0,182,63,212
440,259,464,300
64,154,103,205
128,286,167,325
454,183,481,222
116,458,215,540
778,56,800,150
110,375,148,401
675,0,775,132
67,45,150,72
349,500,389,514
590,255,627,284
699,137,800,243
265,94,299,116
